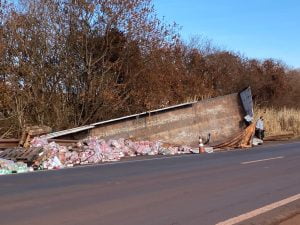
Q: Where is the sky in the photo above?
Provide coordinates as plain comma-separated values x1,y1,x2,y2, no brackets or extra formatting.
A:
153,0,300,69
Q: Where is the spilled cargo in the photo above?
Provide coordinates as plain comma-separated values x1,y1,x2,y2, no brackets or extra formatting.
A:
0,137,195,174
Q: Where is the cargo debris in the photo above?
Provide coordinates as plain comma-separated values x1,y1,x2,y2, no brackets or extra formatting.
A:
213,123,256,150
0,137,195,175
0,88,256,175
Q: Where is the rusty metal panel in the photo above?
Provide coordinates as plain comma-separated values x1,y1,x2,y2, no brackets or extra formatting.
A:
43,91,250,147
42,125,95,139
90,93,246,146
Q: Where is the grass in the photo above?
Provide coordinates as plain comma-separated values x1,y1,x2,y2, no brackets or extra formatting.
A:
254,107,300,137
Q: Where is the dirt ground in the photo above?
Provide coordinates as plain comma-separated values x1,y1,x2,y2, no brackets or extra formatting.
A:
278,214,300,225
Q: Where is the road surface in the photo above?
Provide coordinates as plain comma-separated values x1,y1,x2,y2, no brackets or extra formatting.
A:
0,141,299,225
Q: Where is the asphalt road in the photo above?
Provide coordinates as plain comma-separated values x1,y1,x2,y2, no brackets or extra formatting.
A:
0,141,300,225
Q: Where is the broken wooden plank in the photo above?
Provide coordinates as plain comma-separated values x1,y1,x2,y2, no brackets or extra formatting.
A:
0,148,23,161
0,138,78,149
17,147,43,163
0,139,19,149
264,133,295,141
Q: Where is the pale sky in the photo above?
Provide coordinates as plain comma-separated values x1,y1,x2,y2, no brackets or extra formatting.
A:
153,0,300,68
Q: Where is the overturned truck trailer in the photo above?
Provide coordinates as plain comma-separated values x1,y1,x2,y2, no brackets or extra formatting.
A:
44,88,253,147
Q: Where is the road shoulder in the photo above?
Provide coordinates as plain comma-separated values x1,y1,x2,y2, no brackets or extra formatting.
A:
237,200,300,225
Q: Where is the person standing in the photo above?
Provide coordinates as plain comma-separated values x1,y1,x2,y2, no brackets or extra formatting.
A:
255,116,265,140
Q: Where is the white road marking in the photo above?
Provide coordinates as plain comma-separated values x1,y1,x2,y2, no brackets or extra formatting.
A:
216,193,300,225
241,156,284,165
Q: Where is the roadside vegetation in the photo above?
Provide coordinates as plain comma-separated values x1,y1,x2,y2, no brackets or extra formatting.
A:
255,107,300,137
0,0,299,138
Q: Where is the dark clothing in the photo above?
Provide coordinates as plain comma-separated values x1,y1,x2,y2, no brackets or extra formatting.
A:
255,129,265,140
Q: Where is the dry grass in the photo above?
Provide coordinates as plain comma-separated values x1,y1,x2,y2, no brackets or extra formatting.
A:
254,107,300,137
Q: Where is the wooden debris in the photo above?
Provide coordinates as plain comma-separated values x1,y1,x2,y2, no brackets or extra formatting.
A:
264,133,294,141
0,138,78,149
0,139,20,149
0,147,43,163
20,126,52,148
16,147,43,163
0,148,24,161
213,123,256,149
